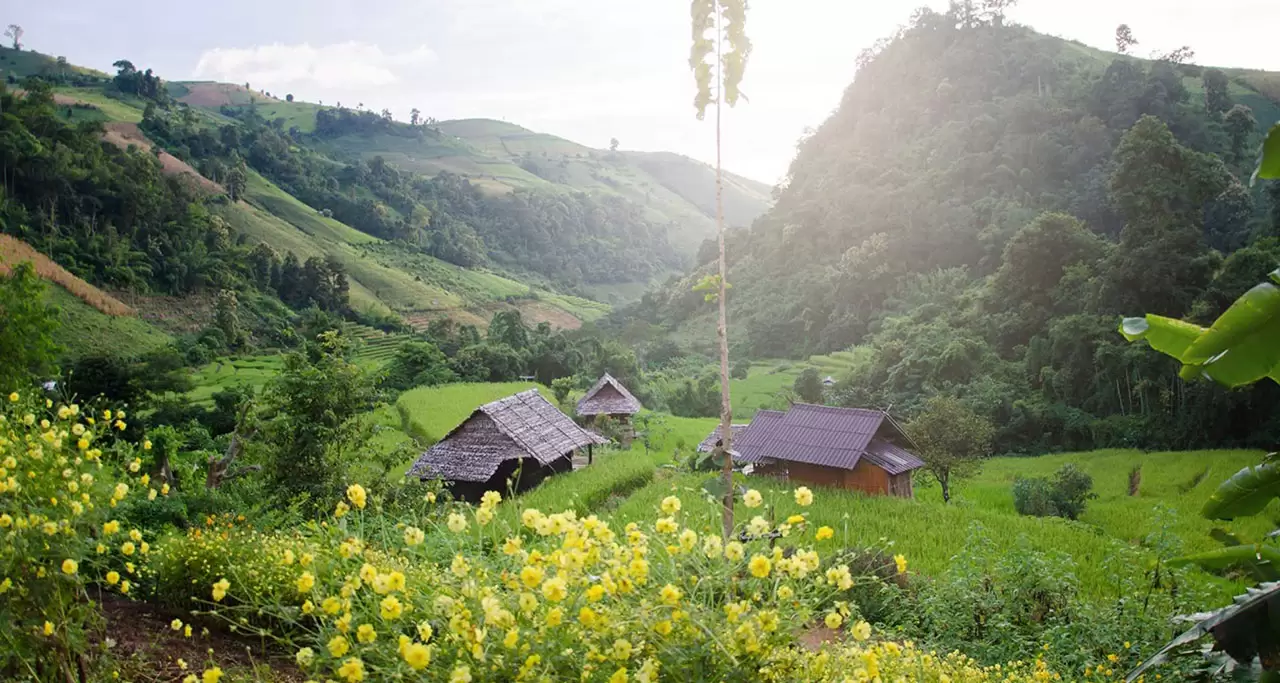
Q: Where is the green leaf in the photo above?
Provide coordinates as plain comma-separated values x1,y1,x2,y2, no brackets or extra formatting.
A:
1183,281,1280,358
1202,460,1280,520
1118,315,1205,360
700,475,731,500
1253,122,1280,184
1210,528,1243,547
1168,544,1280,581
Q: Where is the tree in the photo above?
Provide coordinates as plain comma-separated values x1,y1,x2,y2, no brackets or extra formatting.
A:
793,367,824,403
214,289,242,347
1154,45,1195,64
609,137,619,152
1224,104,1256,164
4,24,21,50
382,341,455,391
1103,115,1228,315
410,108,421,126
1114,24,1137,54
690,0,751,540
285,93,294,102
905,396,994,503
1202,68,1231,115
0,263,59,391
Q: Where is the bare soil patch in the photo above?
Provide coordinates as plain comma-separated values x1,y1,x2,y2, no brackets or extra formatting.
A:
101,122,223,194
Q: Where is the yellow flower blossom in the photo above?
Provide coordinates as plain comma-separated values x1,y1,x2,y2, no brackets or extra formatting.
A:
659,583,682,605
296,571,315,593
450,665,472,683
346,483,367,509
725,540,745,561
660,495,681,514
794,486,814,506
357,623,377,643
541,576,567,602
447,512,468,533
105,571,120,585
815,526,834,541
211,577,230,602
337,657,365,683
403,525,425,546
328,635,350,657
295,647,314,666
894,553,907,574
748,554,772,578
403,641,430,669
852,620,872,641
825,612,843,629
380,595,403,620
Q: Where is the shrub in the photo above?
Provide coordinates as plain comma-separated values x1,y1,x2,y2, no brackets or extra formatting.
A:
1012,463,1097,520
0,391,160,678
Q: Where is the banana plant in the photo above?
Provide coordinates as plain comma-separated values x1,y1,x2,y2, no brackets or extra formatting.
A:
1121,126,1280,680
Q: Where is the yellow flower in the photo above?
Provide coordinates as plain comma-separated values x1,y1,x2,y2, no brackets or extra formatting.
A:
328,635,350,657
609,668,628,683
851,620,872,641
725,541,745,561
387,571,406,592
659,583,682,605
43,621,55,636
337,657,365,683
335,501,350,518
586,584,606,602
794,486,814,506
481,490,502,508
403,525,425,546
678,528,697,551
503,536,524,555
203,668,224,683
824,612,843,629
815,526,834,541
346,483,368,509
777,585,794,600
322,596,343,614
8,392,17,402
105,571,120,585
296,571,315,593
120,542,136,556
541,576,567,602
748,554,772,578
476,506,494,525
653,620,673,636
295,647,315,667
103,520,120,535
171,619,183,631
121,580,131,594
403,641,430,670
447,512,468,533
612,638,634,661
302,600,315,614
660,495,681,515
61,559,77,575
743,489,763,508
380,595,403,620
747,516,770,536
211,577,230,602
357,623,377,643
894,554,907,574
143,439,152,451
450,665,473,683
654,516,677,534
545,607,563,627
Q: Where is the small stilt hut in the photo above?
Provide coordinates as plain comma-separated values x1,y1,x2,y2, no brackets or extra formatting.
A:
575,373,642,443
408,389,606,501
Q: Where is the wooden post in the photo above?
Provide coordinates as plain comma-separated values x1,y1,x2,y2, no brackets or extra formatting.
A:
588,443,594,465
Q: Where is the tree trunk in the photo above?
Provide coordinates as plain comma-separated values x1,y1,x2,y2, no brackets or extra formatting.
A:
714,2,735,542
940,473,951,503
207,401,256,489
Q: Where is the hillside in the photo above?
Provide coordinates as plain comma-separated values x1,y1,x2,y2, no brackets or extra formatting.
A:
216,105,772,256
632,9,1280,454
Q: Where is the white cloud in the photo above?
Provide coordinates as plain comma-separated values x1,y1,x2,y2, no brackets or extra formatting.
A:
193,41,436,89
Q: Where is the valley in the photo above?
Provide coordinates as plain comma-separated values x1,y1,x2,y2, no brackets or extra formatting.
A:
2,4,1280,682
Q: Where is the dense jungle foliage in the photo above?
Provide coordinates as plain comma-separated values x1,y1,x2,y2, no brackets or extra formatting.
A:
629,7,1280,453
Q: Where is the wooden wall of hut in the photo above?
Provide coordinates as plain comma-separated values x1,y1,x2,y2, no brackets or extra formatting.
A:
444,454,574,502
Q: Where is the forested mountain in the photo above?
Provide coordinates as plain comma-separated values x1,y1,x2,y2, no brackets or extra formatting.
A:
630,7,1280,453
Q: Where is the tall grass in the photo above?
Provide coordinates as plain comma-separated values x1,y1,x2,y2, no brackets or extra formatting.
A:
394,382,549,443
1,235,135,316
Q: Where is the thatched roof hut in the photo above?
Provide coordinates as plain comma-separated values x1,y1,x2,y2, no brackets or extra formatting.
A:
408,389,607,500
576,373,642,418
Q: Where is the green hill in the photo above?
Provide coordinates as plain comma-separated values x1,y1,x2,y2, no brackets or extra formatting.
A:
635,13,1280,455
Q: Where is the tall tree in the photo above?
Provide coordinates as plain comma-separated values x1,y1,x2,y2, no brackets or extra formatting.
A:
905,396,994,503
1224,104,1256,164
1114,24,1137,54
4,24,21,50
690,0,750,540
410,108,421,126
1202,68,1231,115
1103,115,1228,315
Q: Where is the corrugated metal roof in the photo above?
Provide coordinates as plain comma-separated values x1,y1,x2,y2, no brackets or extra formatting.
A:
862,438,926,475
733,403,923,474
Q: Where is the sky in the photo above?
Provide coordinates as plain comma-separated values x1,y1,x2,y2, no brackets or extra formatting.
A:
9,1,1280,184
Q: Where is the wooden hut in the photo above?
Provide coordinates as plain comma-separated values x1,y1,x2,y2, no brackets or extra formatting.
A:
576,374,642,442
733,404,924,498
408,389,607,501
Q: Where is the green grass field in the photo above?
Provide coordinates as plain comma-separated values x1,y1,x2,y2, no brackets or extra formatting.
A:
45,286,173,360
185,355,285,404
